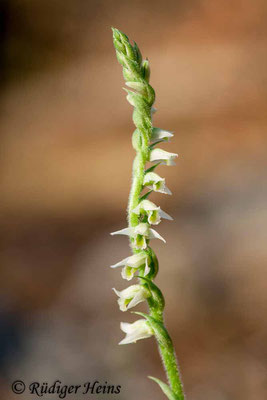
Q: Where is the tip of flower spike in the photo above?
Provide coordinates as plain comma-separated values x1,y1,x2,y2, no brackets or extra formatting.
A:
111,27,120,35
111,27,120,41
111,27,129,43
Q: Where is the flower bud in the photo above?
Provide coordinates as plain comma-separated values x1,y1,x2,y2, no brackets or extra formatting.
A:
141,59,150,82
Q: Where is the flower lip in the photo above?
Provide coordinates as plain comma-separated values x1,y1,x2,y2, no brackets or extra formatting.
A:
149,148,178,166
113,284,150,312
110,252,147,269
132,200,173,225
134,222,150,236
110,252,150,281
111,223,166,245
143,172,172,195
151,128,174,142
144,172,164,185
132,199,159,214
119,319,154,345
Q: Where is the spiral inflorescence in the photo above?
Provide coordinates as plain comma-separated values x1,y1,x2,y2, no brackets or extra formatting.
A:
110,28,184,400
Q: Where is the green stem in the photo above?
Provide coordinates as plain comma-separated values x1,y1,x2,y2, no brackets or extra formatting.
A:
159,343,184,399
128,152,146,227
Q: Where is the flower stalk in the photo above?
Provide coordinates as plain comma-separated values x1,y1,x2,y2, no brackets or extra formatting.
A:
110,28,185,400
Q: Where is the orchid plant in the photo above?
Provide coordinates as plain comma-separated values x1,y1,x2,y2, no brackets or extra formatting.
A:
110,28,185,400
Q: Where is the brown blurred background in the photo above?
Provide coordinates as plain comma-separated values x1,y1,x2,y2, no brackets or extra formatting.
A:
0,1,267,399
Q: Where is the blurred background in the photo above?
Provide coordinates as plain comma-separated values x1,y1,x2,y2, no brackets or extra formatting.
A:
1,1,267,399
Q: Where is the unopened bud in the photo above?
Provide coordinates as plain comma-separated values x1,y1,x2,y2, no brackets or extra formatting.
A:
142,59,150,82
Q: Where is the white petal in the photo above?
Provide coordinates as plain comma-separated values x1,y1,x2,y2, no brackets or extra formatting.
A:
119,320,153,345
127,291,147,309
132,200,159,215
150,148,178,165
150,148,178,160
134,235,147,250
134,223,150,236
144,258,150,276
159,209,173,221
112,287,121,297
111,227,135,236
118,298,128,312
127,253,147,267
140,200,159,211
143,172,172,195
121,266,135,280
115,285,140,299
120,321,134,334
151,128,174,142
147,184,172,195
147,211,160,225
119,331,152,345
114,285,150,311
111,252,148,271
111,253,149,279
143,172,164,185
149,228,166,243
110,256,130,269
158,185,172,195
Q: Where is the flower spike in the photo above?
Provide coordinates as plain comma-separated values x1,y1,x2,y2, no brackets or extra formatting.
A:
111,28,185,400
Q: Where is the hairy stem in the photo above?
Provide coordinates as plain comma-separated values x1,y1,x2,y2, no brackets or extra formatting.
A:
159,343,184,399
128,153,146,227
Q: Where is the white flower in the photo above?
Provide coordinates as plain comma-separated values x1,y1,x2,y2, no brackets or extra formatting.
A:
150,148,178,166
143,172,172,195
151,128,174,142
119,319,154,345
113,285,150,312
132,200,173,225
111,223,166,250
110,252,150,280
